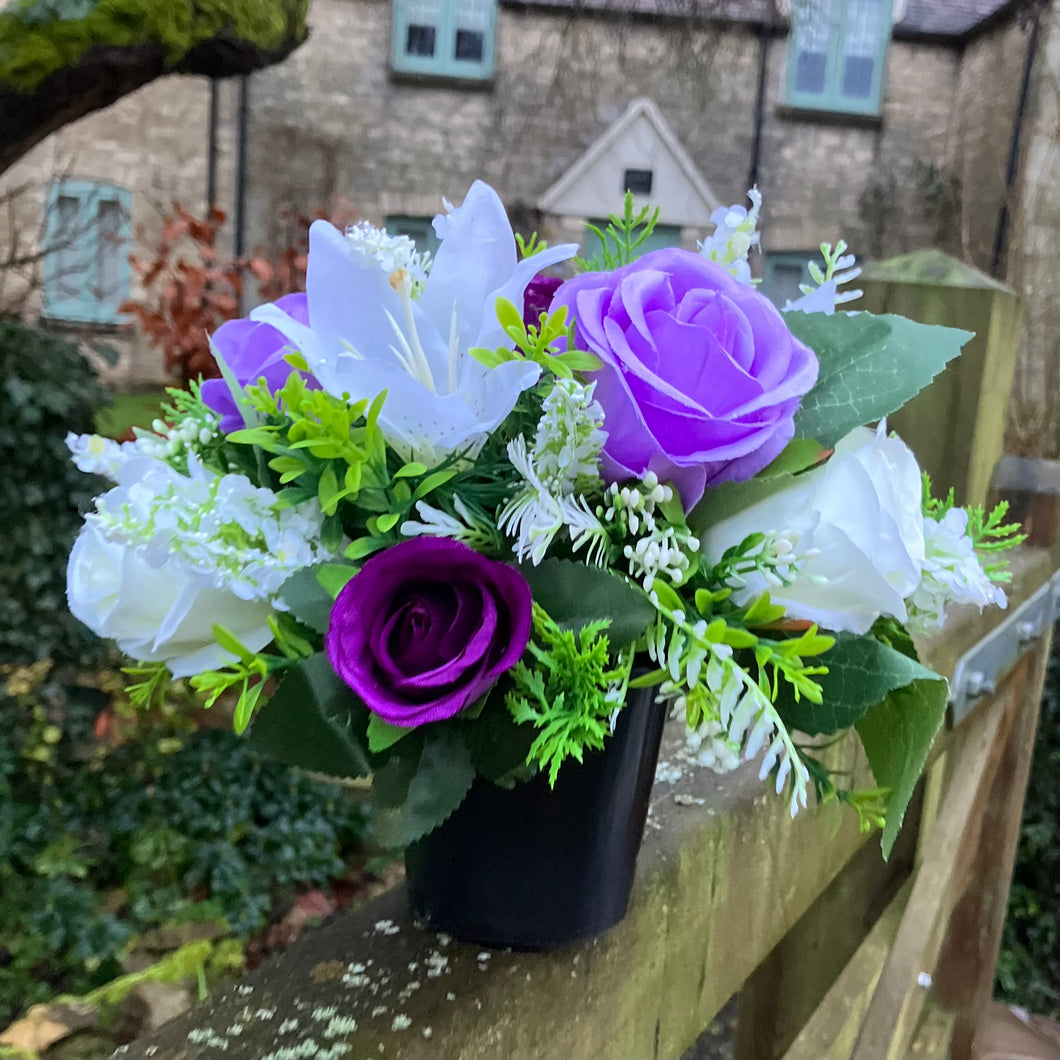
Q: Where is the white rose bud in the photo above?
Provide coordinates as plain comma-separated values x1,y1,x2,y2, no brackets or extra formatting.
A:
701,423,926,635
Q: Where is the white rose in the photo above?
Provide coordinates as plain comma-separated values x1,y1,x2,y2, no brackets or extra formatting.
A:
701,424,926,634
67,521,274,677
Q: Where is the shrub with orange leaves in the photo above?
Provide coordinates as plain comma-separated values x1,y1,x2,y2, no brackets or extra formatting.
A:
123,200,358,386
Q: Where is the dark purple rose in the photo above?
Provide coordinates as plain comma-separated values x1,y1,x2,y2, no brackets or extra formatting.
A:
552,249,818,511
202,292,314,434
522,274,563,328
326,538,533,727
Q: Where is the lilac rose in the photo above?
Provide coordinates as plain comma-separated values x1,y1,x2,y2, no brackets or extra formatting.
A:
552,249,818,510
202,292,315,434
326,538,533,727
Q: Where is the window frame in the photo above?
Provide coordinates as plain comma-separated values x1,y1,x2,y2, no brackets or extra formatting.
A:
760,251,816,309
391,0,496,81
784,0,892,117
384,214,441,257
42,180,132,326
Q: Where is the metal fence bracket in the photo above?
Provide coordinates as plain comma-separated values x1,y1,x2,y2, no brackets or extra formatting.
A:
948,570,1060,725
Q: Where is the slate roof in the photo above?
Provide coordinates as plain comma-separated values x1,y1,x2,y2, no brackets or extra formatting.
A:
501,0,1020,41
897,0,1018,38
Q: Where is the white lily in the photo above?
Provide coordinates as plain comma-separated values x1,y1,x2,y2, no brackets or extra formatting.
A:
252,181,577,463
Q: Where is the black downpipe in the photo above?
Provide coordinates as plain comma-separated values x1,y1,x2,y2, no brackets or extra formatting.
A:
748,24,770,190
234,74,249,260
991,3,1044,275
206,78,219,212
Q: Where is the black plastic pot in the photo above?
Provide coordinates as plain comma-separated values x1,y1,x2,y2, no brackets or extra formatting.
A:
405,685,666,950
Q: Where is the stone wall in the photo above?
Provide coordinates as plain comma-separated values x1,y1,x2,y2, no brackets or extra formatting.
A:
244,0,964,264
0,73,237,388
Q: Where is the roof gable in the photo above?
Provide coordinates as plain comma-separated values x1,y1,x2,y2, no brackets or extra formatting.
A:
539,97,722,226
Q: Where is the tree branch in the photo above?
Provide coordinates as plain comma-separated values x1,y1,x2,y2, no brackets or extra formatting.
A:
0,0,309,176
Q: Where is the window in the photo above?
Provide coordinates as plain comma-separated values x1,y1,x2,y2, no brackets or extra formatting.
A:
587,220,682,259
392,0,496,80
42,181,132,325
761,252,815,308
622,168,654,196
385,214,441,257
786,0,891,116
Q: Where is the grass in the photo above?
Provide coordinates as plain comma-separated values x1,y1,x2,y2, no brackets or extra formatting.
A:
93,391,168,438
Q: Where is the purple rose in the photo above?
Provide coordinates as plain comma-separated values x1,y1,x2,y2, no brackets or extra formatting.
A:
326,538,533,727
552,249,818,511
522,274,563,327
202,292,315,434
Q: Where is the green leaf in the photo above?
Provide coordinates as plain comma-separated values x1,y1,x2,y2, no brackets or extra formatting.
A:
463,690,536,785
517,559,654,648
553,349,604,372
247,654,372,779
345,536,387,561
367,713,413,753
375,511,401,534
760,437,830,477
278,567,335,634
495,296,525,336
211,624,254,664
321,513,344,553
469,346,515,370
690,471,798,532
775,633,942,736
316,563,357,599
856,677,947,858
787,311,971,448
393,461,428,479
412,469,458,501
318,464,340,513
371,727,475,848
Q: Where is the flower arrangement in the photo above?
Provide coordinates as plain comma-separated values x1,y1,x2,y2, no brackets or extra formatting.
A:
67,181,1021,860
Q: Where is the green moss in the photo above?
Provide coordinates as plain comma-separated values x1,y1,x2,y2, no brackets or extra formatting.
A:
0,0,309,94
859,248,1010,290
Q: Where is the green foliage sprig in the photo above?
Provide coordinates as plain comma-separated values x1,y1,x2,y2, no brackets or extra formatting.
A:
515,232,548,258
922,472,1026,581
506,604,633,786
576,192,662,271
469,300,602,380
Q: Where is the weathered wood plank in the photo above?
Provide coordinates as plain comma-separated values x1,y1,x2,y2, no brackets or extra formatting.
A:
933,630,1052,1058
783,879,912,1060
851,667,1018,1060
736,783,921,1060
907,1001,957,1060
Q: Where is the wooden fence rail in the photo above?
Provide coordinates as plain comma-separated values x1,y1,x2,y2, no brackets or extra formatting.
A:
114,549,1056,1060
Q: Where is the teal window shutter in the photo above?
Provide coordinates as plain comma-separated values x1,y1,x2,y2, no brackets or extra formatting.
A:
761,251,815,308
385,214,441,257
392,0,495,80
785,0,891,116
43,181,132,325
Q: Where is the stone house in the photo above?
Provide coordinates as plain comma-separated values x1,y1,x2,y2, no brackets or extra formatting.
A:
1,0,1056,455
